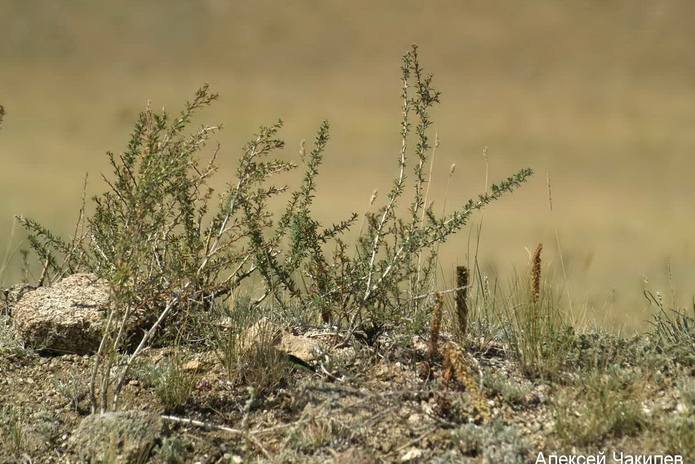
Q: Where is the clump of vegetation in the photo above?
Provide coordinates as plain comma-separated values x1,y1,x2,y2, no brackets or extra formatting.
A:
503,245,574,379
482,368,534,405
552,367,648,447
53,365,90,412
0,406,26,455
644,288,695,368
141,350,197,413
16,45,532,411
233,45,531,343
213,295,293,396
2,43,695,463
658,379,695,456
157,436,193,464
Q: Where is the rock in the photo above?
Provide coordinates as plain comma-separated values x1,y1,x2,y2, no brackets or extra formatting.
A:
278,331,320,362
400,448,424,462
236,317,320,364
70,410,162,464
182,351,218,373
12,273,110,355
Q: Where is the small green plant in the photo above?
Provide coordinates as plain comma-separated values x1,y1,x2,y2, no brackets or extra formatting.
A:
660,415,695,457
157,436,193,464
552,367,647,447
450,422,530,463
482,368,534,405
0,315,26,359
450,423,485,456
142,350,197,413
53,365,90,412
658,379,695,455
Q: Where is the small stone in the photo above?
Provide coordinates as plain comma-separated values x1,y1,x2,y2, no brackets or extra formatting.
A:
400,448,423,461
183,360,203,372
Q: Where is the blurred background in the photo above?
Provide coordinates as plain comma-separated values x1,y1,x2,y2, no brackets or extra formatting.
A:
2,0,695,331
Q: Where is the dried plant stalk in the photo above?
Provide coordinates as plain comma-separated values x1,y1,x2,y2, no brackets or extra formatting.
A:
455,266,469,338
428,291,444,361
531,243,543,306
443,342,490,423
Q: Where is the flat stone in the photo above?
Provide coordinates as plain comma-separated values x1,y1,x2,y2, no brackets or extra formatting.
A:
12,273,109,354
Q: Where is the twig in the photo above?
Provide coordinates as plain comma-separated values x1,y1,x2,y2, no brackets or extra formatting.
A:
161,415,270,459
395,427,436,453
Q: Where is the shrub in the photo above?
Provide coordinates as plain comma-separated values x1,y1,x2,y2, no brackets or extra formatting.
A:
18,45,532,409
239,45,532,340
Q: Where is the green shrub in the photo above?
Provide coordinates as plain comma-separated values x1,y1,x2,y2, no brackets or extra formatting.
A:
18,45,532,410
238,45,532,340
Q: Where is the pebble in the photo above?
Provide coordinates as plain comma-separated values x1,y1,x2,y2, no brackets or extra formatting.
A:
400,448,423,461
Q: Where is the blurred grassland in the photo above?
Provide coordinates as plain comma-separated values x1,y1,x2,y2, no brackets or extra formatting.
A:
2,0,695,331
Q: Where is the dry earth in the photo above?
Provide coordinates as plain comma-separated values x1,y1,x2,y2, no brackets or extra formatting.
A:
1,329,692,463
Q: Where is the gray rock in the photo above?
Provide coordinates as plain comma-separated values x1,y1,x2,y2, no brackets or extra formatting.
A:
12,273,109,354
70,410,163,464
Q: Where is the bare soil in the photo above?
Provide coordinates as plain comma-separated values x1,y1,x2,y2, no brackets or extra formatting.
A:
0,328,692,464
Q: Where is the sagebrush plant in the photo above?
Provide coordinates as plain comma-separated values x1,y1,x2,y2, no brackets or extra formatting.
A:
658,379,695,456
18,86,295,410
158,436,193,464
18,45,532,408
0,406,26,455
239,44,532,338
53,365,90,412
450,422,530,463
482,368,534,405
